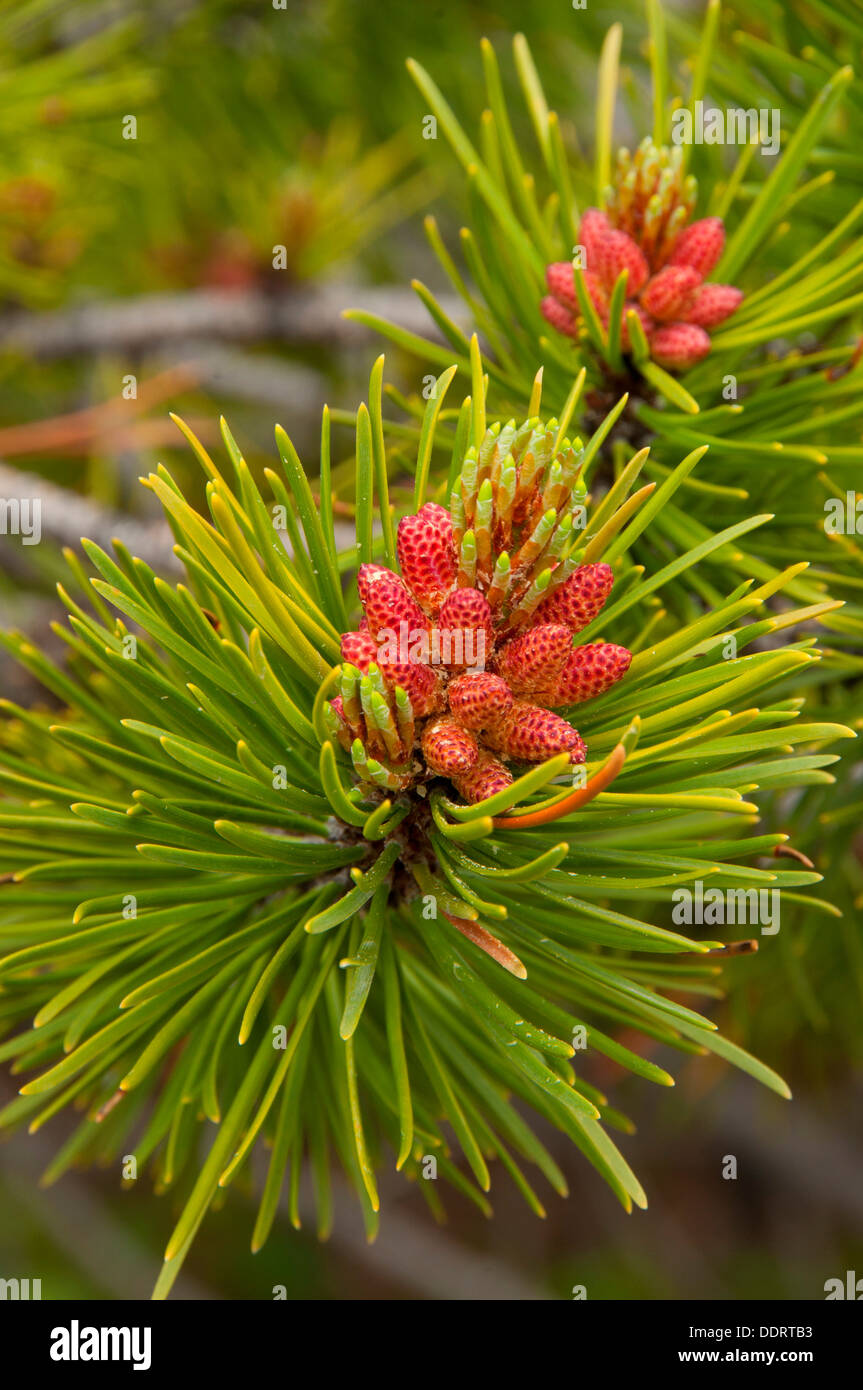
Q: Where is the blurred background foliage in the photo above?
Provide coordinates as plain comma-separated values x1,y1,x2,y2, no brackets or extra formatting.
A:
1,0,861,1299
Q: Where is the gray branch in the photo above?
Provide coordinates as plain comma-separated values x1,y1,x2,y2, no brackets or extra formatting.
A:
0,461,178,573
0,283,463,360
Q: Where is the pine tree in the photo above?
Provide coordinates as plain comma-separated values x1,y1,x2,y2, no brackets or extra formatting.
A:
350,4,863,1064
0,358,851,1297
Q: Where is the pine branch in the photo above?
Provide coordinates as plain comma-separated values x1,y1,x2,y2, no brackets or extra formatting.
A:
0,354,850,1297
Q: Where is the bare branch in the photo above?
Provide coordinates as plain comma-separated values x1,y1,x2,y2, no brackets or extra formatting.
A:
0,284,462,359
0,461,178,572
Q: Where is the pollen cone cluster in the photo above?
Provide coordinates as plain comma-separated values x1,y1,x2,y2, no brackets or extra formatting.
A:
541,138,743,371
326,419,632,803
